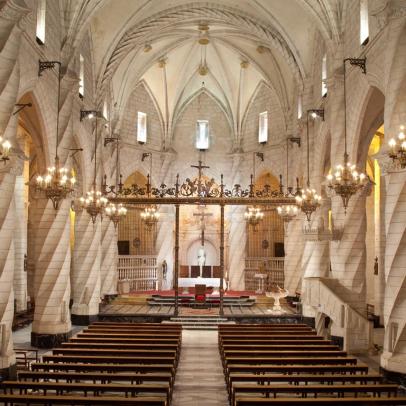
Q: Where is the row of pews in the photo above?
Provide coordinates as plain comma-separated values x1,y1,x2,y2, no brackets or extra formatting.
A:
219,323,406,405
0,322,182,405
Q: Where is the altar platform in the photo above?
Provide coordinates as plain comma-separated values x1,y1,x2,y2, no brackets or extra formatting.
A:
99,290,299,324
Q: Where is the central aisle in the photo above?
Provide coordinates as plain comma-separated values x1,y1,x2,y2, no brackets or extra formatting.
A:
172,329,229,406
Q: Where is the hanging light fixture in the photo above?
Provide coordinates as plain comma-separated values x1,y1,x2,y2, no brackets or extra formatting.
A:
277,139,299,222
327,58,368,212
198,24,209,76
36,61,76,209
388,125,406,168
104,137,127,227
79,110,108,223
245,153,264,229
141,206,160,229
0,137,11,163
245,206,264,230
295,109,323,222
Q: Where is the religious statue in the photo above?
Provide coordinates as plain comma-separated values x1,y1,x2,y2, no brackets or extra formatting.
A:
162,260,167,280
197,246,206,277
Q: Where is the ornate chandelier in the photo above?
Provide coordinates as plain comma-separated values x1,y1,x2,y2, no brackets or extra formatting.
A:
79,110,108,223
141,206,160,228
105,202,127,228
104,138,127,227
245,206,264,229
388,125,406,168
327,58,367,213
36,61,75,209
295,109,323,222
277,204,298,222
0,136,11,163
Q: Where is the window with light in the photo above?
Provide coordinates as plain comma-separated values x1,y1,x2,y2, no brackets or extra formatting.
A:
360,0,369,45
258,111,268,144
79,55,84,98
196,120,209,150
297,95,303,119
36,0,46,45
137,112,147,144
321,54,328,97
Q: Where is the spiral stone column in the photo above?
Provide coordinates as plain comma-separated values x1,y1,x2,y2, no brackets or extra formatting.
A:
13,174,27,312
283,217,304,294
100,219,117,297
156,205,174,290
31,197,72,347
71,210,101,325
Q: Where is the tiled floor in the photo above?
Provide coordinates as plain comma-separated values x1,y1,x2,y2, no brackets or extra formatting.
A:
172,330,229,406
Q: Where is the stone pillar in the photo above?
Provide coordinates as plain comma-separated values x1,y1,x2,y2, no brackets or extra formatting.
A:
0,168,16,376
71,210,101,325
31,197,72,348
156,206,174,290
283,217,304,295
330,190,368,313
13,175,26,312
100,219,117,297
227,206,246,290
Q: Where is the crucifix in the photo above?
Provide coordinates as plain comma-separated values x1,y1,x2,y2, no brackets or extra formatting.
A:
191,160,210,197
193,204,213,246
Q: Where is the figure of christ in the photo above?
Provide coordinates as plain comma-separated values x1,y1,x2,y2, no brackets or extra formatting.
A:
197,246,206,277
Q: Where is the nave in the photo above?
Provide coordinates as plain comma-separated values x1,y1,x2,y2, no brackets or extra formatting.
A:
2,321,406,405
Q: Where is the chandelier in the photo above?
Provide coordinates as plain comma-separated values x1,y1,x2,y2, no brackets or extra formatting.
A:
327,58,367,213
277,205,298,222
79,110,108,223
105,202,127,228
141,206,160,228
36,61,76,209
388,125,406,168
245,206,264,229
0,136,11,163
104,138,127,227
295,109,323,222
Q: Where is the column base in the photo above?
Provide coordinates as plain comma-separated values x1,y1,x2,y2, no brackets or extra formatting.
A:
301,316,315,328
31,331,71,348
71,313,98,326
331,335,344,350
0,363,17,380
380,367,406,387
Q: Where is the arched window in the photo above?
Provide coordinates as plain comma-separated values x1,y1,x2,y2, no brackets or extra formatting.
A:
79,55,84,99
321,54,328,97
36,0,46,45
360,0,369,45
196,120,209,150
137,112,147,144
258,111,268,144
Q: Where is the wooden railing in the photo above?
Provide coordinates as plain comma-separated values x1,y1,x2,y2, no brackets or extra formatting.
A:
244,257,285,291
117,255,160,291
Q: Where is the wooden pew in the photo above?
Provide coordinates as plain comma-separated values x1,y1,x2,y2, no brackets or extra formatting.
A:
76,333,180,339
18,370,173,386
223,350,347,358
219,335,323,341
92,322,181,328
62,342,180,350
234,398,406,405
218,324,310,328
219,331,317,336
223,357,358,366
221,345,340,352
83,328,182,335
1,381,171,403
231,383,399,405
220,339,332,346
0,394,167,405
70,337,181,345
42,355,176,366
52,348,179,358
31,362,176,377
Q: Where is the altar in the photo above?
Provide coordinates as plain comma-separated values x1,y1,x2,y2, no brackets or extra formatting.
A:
178,277,222,288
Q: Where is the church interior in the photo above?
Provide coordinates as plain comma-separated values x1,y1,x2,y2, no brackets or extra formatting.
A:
0,0,406,404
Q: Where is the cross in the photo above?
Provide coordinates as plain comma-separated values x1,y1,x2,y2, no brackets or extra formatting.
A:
191,160,210,197
193,204,213,246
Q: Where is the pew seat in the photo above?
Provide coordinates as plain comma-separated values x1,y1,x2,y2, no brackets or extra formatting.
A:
234,397,406,405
